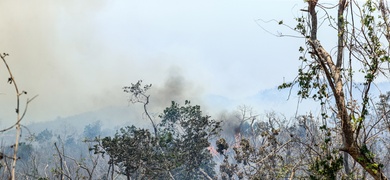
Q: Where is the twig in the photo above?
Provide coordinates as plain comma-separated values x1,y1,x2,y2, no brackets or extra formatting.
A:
54,143,64,180
0,95,38,133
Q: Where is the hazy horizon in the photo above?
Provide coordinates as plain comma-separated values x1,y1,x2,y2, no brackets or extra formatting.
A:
0,1,389,128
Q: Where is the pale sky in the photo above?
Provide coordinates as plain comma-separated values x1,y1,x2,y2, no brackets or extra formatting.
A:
0,1,369,127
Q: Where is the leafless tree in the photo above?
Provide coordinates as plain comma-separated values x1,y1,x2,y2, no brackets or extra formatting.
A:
0,53,37,180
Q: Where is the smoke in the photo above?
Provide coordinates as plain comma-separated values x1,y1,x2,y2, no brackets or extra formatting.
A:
0,1,208,128
217,110,242,138
147,66,204,115
0,1,143,125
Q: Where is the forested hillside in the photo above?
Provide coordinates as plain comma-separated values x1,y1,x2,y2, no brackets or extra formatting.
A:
2,0,390,179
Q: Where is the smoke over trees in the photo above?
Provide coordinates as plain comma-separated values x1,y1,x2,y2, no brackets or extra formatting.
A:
2,0,390,180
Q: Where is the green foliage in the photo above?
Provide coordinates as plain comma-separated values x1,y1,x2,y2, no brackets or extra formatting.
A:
278,44,329,104
83,121,102,139
361,0,390,85
309,125,343,180
216,138,229,154
159,100,221,179
294,16,307,36
277,82,292,90
94,100,221,179
309,155,343,180
99,126,160,178
296,63,328,101
35,129,53,143
358,144,384,175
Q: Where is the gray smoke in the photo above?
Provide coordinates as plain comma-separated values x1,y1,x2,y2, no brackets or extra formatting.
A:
0,1,110,126
0,1,204,127
147,67,204,115
217,110,242,137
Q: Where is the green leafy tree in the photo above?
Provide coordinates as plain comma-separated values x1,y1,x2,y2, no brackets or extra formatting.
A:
83,121,102,139
99,126,162,179
279,0,390,179
158,101,220,179
94,81,221,179
35,129,53,143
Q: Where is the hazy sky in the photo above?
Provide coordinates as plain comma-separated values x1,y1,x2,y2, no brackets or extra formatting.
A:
0,1,358,126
